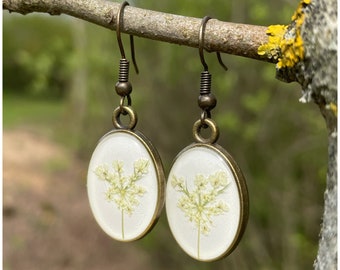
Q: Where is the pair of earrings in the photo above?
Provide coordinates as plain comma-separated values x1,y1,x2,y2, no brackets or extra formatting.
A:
87,2,249,262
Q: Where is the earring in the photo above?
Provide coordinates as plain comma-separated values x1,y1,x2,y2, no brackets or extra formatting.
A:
87,1,165,242
166,16,249,261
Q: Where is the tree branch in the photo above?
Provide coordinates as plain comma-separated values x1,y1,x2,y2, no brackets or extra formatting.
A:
3,0,272,63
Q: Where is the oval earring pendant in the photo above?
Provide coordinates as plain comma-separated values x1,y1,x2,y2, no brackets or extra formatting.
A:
87,129,165,242
166,143,249,261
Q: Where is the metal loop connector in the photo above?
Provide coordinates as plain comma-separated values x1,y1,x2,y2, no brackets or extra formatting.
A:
113,105,138,130
193,118,219,144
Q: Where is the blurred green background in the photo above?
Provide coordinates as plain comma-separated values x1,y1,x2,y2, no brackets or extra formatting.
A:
3,0,327,269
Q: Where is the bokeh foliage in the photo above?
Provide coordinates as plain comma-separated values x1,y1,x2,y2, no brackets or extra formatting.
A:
3,0,327,269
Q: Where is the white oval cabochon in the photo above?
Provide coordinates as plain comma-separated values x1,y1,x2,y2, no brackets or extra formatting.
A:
87,130,162,241
166,144,243,261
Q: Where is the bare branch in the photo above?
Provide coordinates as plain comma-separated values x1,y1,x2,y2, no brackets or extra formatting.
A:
3,0,272,63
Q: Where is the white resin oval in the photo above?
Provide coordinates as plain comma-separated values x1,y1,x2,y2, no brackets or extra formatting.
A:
166,143,248,261
87,130,164,242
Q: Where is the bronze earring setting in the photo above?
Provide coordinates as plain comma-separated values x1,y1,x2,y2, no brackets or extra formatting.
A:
165,16,249,262
87,1,165,242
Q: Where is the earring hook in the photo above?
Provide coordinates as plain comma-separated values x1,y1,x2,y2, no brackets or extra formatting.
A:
199,16,228,72
116,1,139,74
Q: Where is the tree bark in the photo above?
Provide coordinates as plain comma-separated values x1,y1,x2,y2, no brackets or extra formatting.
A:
3,0,337,268
299,0,337,269
278,0,337,268
3,0,271,62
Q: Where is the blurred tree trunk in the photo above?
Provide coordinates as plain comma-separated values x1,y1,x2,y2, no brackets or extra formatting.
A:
67,20,88,149
2,0,337,268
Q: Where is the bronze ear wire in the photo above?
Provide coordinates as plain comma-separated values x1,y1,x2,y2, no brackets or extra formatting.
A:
116,1,139,74
113,1,140,128
199,16,228,72
194,16,229,144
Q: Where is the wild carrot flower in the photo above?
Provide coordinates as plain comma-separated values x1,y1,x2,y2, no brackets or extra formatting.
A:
171,171,230,259
94,158,149,239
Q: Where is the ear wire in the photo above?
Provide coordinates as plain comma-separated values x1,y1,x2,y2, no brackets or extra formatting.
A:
116,1,139,74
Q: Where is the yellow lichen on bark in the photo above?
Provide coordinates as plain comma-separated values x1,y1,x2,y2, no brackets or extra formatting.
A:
258,0,311,69
257,25,287,60
328,102,338,117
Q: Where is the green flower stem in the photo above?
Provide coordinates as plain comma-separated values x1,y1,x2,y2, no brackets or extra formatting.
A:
198,218,201,259
122,209,125,239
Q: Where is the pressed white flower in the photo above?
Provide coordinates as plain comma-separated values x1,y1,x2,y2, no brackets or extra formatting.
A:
171,176,185,190
216,200,229,212
171,170,230,259
202,193,213,203
177,197,187,209
94,158,149,239
134,186,146,196
134,159,149,175
209,171,229,187
94,164,109,180
194,174,207,190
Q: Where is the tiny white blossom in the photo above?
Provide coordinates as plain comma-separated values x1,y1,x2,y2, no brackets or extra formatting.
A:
171,176,185,191
134,159,149,175
194,174,207,190
94,164,109,180
209,171,229,188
